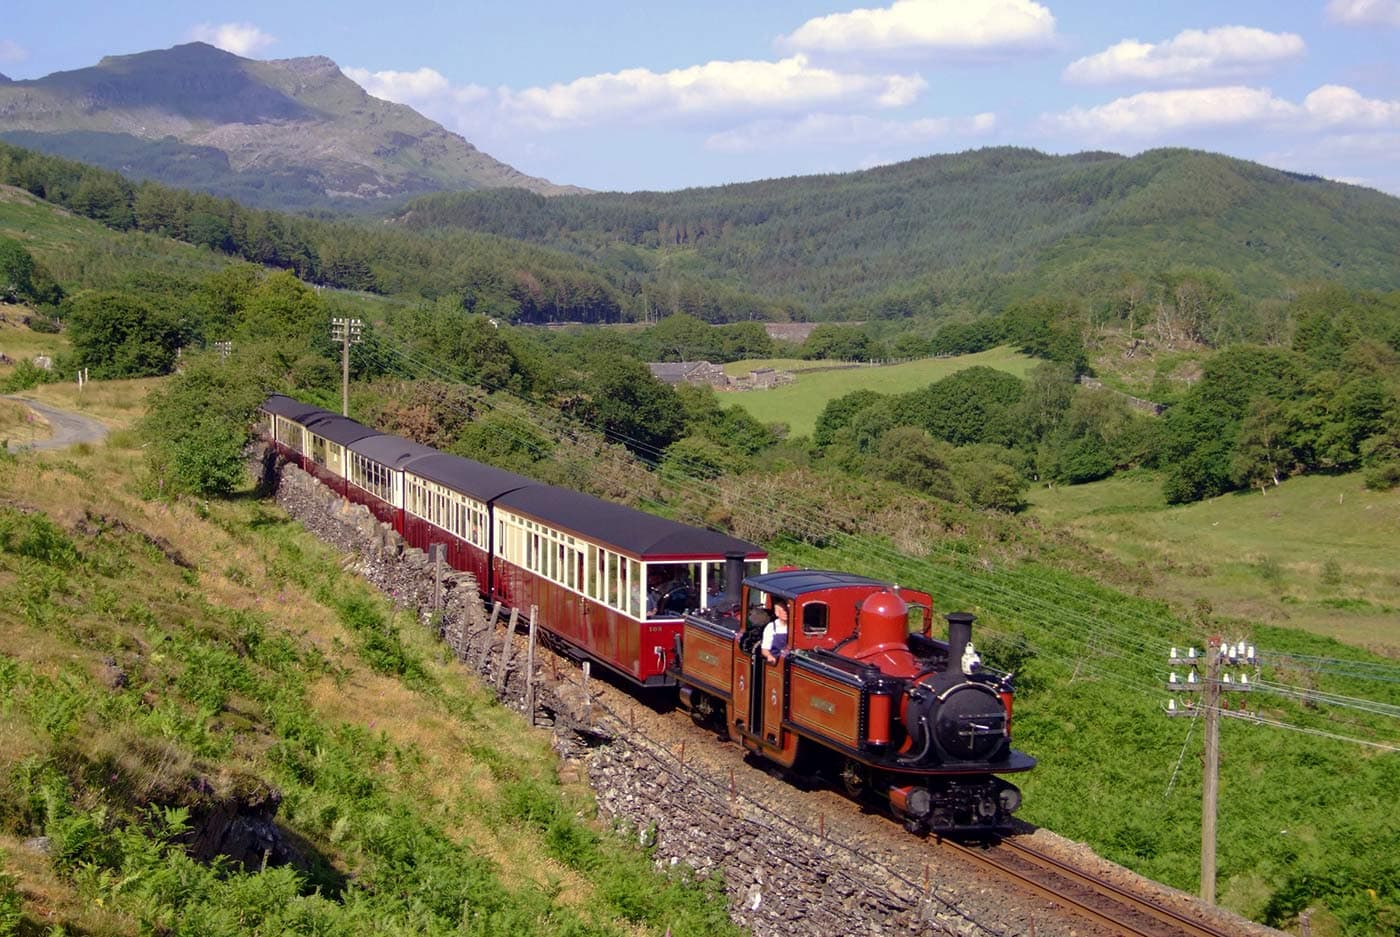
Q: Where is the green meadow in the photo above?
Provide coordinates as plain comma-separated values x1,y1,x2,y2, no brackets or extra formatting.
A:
723,347,1038,438
1026,470,1400,653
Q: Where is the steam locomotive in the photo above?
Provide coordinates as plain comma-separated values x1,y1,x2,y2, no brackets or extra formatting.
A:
259,394,1034,833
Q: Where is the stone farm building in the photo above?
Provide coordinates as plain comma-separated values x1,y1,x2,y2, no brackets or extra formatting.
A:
647,361,729,387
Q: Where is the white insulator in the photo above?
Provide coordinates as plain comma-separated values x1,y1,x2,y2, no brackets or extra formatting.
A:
1188,670,1198,684
1170,647,1179,660
1169,672,1179,684
1167,699,1178,713
1188,647,1198,659
1240,673,1250,687
1247,645,1256,662
1222,673,1233,684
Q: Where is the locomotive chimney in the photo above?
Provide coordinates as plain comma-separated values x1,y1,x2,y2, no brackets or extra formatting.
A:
722,551,746,611
945,612,975,674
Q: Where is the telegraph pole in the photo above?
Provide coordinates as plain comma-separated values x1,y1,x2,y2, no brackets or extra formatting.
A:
1201,637,1221,905
330,318,362,416
1166,637,1257,904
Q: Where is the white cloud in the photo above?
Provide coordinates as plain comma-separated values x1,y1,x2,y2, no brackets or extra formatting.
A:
347,55,923,132
778,0,1056,56
499,55,927,128
1063,26,1304,85
1326,0,1400,27
187,22,276,58
1045,84,1400,137
1302,84,1400,126
0,39,27,66
705,110,996,153
343,65,491,109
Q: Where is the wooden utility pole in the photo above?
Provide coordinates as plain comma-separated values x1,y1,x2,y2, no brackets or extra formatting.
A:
330,318,362,416
1201,635,1222,904
1167,636,1257,905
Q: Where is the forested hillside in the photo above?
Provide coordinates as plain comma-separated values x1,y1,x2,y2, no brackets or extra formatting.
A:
398,147,1400,318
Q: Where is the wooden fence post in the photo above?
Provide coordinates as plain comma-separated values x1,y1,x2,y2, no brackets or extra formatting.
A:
432,545,444,610
525,605,538,722
581,662,591,723
495,607,519,695
475,601,502,671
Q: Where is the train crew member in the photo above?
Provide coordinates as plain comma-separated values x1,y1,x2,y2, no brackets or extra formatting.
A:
761,598,789,664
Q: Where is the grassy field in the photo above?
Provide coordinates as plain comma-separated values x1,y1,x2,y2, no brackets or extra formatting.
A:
1026,470,1400,654
723,347,1038,437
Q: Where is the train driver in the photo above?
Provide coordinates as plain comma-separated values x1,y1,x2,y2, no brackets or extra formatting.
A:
761,598,789,664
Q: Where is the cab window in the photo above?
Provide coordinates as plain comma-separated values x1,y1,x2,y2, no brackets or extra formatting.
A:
801,601,828,636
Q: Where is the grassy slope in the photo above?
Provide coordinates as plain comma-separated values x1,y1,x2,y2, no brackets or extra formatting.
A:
722,347,1037,437
0,436,737,936
1026,470,1400,654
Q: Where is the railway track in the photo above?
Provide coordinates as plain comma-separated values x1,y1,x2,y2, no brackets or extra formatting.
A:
944,837,1237,937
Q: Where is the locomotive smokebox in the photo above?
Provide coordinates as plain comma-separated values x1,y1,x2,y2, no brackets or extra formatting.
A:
945,612,975,674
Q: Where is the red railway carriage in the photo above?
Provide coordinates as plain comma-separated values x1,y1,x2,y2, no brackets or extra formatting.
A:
492,484,766,686
300,414,379,497
260,395,331,469
400,453,534,594
676,569,1034,833
344,434,436,532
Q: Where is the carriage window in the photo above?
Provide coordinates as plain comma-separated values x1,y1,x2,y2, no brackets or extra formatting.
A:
606,552,619,607
628,559,642,618
801,602,829,636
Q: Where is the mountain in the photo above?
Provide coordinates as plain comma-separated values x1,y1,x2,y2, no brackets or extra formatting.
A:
0,42,580,211
396,146,1400,315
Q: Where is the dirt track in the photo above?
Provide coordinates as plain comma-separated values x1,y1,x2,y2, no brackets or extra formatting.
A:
4,395,110,451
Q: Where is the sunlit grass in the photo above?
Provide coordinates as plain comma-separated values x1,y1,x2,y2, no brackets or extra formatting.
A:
1026,470,1400,652
724,346,1037,436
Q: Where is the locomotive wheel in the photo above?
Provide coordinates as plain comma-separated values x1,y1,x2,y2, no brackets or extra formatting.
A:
839,759,869,799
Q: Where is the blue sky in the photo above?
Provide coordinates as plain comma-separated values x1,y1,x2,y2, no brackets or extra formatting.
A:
3,1,1398,195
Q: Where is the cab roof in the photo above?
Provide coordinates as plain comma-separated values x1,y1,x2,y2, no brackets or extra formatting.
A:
743,569,889,600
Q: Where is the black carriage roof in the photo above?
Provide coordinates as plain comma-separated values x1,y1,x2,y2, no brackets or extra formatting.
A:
744,569,889,599
347,433,437,469
495,483,763,559
406,452,536,502
261,394,329,422
302,413,379,446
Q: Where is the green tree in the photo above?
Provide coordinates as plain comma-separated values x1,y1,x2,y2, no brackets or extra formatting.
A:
813,389,886,449
66,290,185,378
140,355,265,496
1230,398,1292,492
874,426,956,498
565,355,685,458
0,236,36,303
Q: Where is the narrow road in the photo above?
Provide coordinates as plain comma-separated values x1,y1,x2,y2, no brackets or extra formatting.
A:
4,395,111,451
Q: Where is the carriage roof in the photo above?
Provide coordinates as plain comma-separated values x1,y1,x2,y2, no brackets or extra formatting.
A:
302,413,379,447
405,452,536,502
346,433,437,470
495,483,763,559
261,394,329,423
